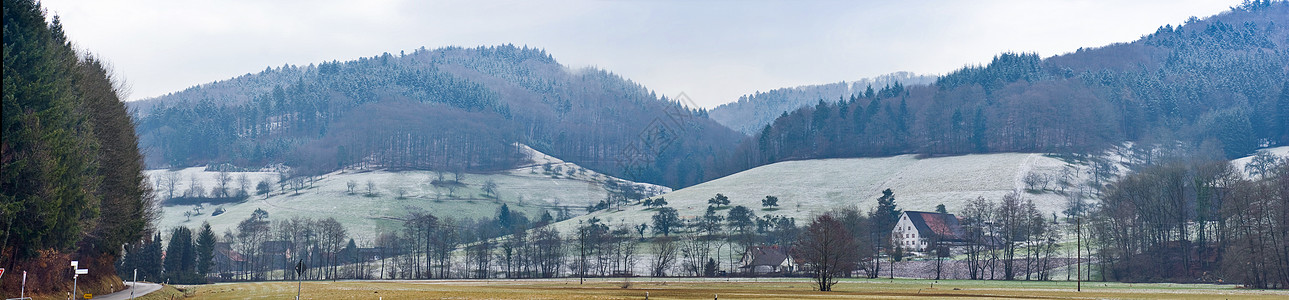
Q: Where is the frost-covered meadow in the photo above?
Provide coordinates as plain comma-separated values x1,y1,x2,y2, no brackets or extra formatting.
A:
151,146,668,241
552,152,1080,233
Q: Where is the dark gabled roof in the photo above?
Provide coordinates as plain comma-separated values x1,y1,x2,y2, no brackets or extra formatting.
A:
741,245,790,268
904,211,965,241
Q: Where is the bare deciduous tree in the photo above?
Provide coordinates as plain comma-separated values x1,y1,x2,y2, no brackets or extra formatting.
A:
215,171,232,198
163,170,182,199
187,174,206,198
531,226,564,278
678,230,712,277
482,180,499,199
236,173,250,197
650,236,678,277
793,214,859,291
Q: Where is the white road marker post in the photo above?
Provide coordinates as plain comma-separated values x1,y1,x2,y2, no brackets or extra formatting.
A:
130,268,137,300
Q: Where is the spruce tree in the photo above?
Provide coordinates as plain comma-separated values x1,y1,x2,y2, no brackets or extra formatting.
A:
164,227,195,282
870,189,901,240
2,0,101,262
140,233,165,281
195,222,217,278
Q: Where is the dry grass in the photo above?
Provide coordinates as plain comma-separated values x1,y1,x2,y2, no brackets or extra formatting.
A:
175,278,1289,299
134,284,191,300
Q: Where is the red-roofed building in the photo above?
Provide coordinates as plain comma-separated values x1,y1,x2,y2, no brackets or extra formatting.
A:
892,211,965,251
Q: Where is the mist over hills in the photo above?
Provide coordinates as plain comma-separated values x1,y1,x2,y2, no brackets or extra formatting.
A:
130,45,742,188
132,3,1287,192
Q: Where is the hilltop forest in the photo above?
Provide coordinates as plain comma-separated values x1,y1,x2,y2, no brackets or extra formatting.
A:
2,0,156,295
723,2,1288,172
131,45,742,188
131,3,1288,191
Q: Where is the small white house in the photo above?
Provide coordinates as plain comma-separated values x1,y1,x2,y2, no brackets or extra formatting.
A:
891,211,964,252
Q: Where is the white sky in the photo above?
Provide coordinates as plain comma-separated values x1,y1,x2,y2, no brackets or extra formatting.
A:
41,0,1242,108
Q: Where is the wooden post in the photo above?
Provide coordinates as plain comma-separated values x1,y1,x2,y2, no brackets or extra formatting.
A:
1076,216,1081,292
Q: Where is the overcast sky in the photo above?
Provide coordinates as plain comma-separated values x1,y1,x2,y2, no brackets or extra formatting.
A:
41,0,1242,108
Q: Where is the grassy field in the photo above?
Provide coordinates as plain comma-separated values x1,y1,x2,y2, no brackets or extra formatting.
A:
135,284,192,300
152,145,668,240
174,278,1288,299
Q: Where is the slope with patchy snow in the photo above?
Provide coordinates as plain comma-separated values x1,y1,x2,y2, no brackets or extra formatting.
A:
553,152,1079,232
152,145,668,240
1231,146,1289,177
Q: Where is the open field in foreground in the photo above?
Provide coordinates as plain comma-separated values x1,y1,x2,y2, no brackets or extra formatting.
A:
177,278,1289,299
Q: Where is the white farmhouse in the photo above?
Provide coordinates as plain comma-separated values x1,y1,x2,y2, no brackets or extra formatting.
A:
891,211,965,251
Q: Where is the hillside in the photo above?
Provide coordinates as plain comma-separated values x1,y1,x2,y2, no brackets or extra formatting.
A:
720,2,1288,174
1231,145,1289,176
153,145,668,240
708,72,936,135
129,45,742,188
555,144,1288,234
553,151,1078,233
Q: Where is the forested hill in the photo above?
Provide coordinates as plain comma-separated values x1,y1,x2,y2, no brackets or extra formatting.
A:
708,72,936,135
720,1,1289,172
130,45,743,188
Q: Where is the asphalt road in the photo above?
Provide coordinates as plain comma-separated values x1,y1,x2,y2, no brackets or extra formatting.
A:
91,282,162,300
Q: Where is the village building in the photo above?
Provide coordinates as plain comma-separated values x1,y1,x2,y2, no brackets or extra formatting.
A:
738,245,796,275
891,211,965,252
213,242,245,280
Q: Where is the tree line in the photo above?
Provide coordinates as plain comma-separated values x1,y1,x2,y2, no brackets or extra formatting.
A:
3,0,157,295
1085,147,1288,288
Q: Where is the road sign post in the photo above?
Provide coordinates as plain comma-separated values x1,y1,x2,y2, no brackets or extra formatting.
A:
72,261,78,300
22,270,27,299
70,260,89,300
295,259,306,300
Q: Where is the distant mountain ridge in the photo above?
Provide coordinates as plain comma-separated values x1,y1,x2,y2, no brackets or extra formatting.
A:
708,72,937,134
130,45,743,188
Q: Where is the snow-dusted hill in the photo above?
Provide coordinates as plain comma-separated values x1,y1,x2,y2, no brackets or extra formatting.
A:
552,152,1080,232
152,145,668,240
1231,146,1289,177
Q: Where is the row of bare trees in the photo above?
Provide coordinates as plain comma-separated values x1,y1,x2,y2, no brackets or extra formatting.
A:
1089,150,1288,288
958,193,1061,281
212,213,351,281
